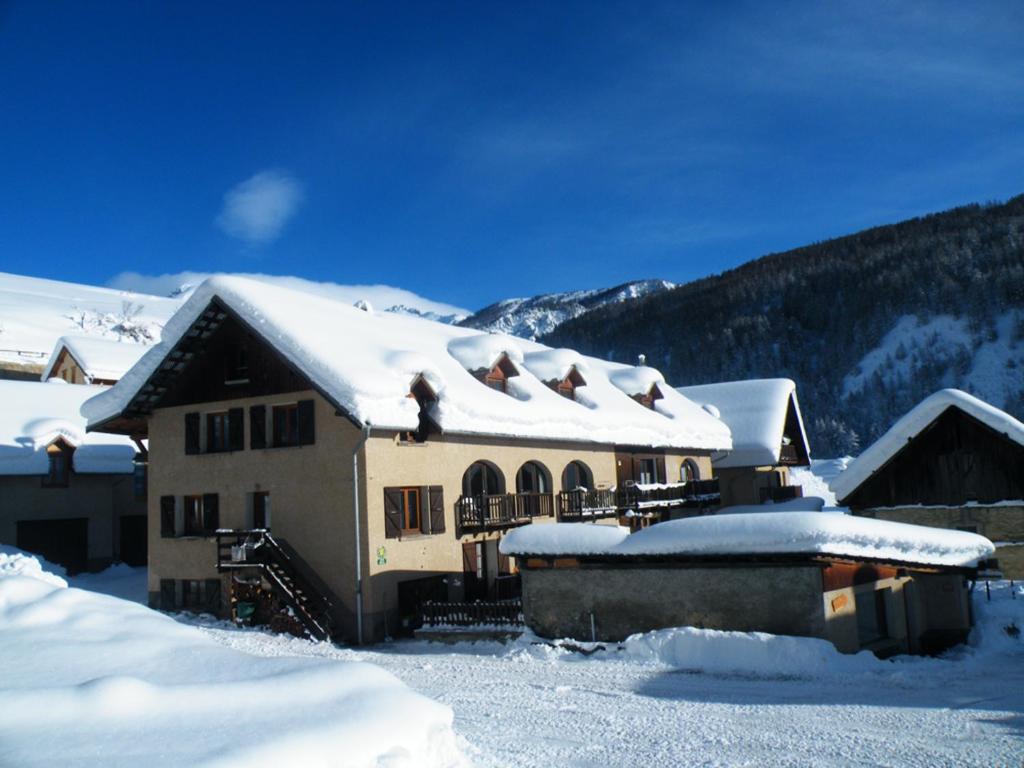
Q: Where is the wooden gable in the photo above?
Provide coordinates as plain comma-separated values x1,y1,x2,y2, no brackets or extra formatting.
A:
94,298,356,436
779,393,810,465
843,406,1024,509
547,365,587,400
632,383,664,410
474,353,519,393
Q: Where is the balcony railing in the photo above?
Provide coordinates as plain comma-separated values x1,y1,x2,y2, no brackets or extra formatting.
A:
618,478,721,514
557,488,619,521
455,492,554,532
778,443,801,464
421,599,524,629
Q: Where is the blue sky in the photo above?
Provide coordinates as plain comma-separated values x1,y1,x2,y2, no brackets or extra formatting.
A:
1,1,1022,312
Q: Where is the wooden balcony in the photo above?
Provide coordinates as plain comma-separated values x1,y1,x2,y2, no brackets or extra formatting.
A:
557,488,619,522
618,478,721,514
778,443,801,464
455,492,554,532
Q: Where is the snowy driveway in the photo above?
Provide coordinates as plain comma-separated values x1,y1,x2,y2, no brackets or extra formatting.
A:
194,620,1024,768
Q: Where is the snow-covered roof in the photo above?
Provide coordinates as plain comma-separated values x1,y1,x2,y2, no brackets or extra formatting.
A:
831,389,1024,503
0,381,138,475
41,335,151,383
501,512,994,568
677,378,809,468
84,276,732,451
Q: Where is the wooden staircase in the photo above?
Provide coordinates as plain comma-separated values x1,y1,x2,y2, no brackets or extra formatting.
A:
216,529,336,641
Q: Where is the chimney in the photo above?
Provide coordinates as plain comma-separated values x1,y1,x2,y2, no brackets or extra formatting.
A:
637,353,646,367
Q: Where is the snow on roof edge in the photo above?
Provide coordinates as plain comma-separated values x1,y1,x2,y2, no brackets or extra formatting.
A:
831,389,1024,502
85,276,733,451
502,511,994,569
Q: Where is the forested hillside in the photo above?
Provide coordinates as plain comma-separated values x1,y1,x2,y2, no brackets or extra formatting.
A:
544,195,1024,456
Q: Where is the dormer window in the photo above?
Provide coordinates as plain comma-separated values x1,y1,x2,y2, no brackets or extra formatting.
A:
43,440,73,488
474,353,519,394
633,383,664,410
547,366,587,400
408,375,437,443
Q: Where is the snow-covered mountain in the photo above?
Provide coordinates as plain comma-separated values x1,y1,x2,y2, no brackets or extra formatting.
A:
110,271,470,323
458,279,675,339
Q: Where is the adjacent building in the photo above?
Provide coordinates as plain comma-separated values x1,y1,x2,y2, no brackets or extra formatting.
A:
502,512,992,656
83,276,732,642
677,378,811,506
0,380,146,573
42,334,150,385
831,389,1024,578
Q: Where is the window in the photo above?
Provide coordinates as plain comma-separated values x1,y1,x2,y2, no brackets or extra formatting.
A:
549,366,586,400
463,461,504,496
134,463,148,499
271,400,315,447
855,588,890,646
562,461,592,490
206,412,229,452
252,491,270,529
516,461,550,494
182,494,219,537
273,404,298,446
225,343,249,383
43,442,72,488
384,486,445,539
633,384,664,410
160,578,221,614
475,354,519,394
681,459,701,483
184,495,204,536
637,458,658,484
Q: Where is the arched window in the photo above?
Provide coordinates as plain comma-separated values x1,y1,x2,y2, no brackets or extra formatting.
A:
681,458,701,483
515,461,551,494
463,461,504,496
561,461,593,491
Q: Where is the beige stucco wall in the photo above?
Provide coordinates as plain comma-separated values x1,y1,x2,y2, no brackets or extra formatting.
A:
859,505,1024,578
147,390,362,629
148,387,715,641
0,472,143,568
50,350,86,384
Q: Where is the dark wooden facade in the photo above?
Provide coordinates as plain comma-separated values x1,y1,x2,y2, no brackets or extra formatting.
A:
841,407,1024,509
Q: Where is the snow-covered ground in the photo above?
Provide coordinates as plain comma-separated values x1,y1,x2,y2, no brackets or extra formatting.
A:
0,550,464,768
6,551,1024,767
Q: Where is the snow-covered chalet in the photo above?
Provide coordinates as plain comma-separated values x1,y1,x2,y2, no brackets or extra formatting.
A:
83,276,732,642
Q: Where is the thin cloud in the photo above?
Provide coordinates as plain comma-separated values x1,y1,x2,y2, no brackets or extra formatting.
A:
216,170,303,244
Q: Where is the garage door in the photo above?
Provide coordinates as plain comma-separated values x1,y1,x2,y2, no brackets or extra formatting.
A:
119,515,148,566
16,518,89,575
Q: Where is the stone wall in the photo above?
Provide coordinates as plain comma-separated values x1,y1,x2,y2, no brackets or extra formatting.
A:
521,563,826,642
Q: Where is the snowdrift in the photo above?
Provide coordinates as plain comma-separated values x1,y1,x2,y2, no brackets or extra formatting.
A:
0,549,464,768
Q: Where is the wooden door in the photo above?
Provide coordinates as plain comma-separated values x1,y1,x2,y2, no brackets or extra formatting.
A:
462,541,487,601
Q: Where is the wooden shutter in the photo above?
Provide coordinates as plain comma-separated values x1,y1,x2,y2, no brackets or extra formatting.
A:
297,399,315,445
160,579,176,610
462,541,479,576
202,493,219,533
250,405,266,449
428,486,445,534
656,458,667,484
160,495,176,538
185,412,200,454
383,487,403,540
228,408,244,451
